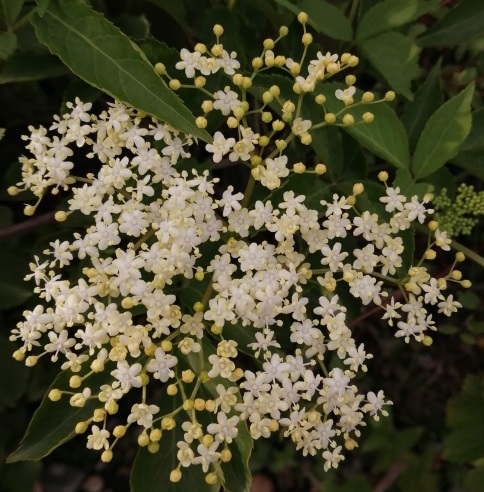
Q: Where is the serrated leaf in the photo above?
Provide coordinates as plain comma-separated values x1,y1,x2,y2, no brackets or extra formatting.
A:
359,31,419,100
31,0,210,142
402,60,443,152
0,0,24,25
0,53,67,83
300,0,352,41
357,0,438,40
412,83,474,179
7,362,113,463
0,31,17,60
418,0,484,47
394,168,431,198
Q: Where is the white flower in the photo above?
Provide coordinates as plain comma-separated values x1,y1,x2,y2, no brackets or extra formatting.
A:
86,426,110,450
175,48,201,78
207,412,239,443
146,347,178,382
438,295,462,316
127,402,160,428
335,86,355,101
205,131,236,163
213,86,241,115
111,360,143,390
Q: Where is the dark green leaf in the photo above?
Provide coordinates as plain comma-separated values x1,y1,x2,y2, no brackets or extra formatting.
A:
130,390,219,492
273,0,300,16
35,0,52,17
393,169,431,198
0,334,29,412
114,14,150,39
0,52,67,83
357,0,438,40
453,150,484,181
7,362,114,463
464,467,484,492
186,338,252,492
412,83,474,179
31,0,210,142
460,108,484,153
300,0,352,41
443,375,484,463
418,0,484,47
0,250,32,309
319,83,410,168
0,31,17,60
402,60,443,152
0,0,24,25
359,31,419,100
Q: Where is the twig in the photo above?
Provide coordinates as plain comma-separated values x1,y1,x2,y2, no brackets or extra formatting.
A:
0,211,56,241
373,456,408,492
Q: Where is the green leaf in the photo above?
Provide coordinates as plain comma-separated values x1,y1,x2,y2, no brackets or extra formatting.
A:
31,0,210,142
412,83,474,179
0,333,29,412
459,108,484,153
130,390,219,492
359,31,419,100
0,0,24,25
299,0,352,41
6,362,113,463
0,53,67,83
35,0,52,17
311,81,410,168
394,169,431,198
273,0,300,16
443,375,484,463
464,467,484,492
418,0,484,47
401,60,443,152
357,0,438,40
0,250,32,309
186,338,252,492
0,31,17,60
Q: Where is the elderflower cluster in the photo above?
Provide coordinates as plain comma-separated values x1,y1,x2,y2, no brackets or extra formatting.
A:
9,15,468,485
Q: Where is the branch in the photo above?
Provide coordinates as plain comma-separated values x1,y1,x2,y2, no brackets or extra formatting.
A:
0,212,56,241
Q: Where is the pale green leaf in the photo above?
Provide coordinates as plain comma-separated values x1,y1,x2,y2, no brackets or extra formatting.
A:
413,83,474,179
359,31,419,100
31,0,210,142
300,0,352,41
357,0,438,40
0,31,17,60
418,0,484,47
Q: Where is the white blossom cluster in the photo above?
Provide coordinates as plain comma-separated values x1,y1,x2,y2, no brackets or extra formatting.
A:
9,15,468,486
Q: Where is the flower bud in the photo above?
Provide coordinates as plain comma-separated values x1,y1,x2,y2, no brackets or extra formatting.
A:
7,186,19,196
455,252,465,262
362,91,375,103
170,469,182,483
167,384,178,395
196,116,207,129
206,472,218,485
325,113,336,124
221,449,232,462
148,442,160,454
182,370,195,383
263,38,274,50
113,425,127,438
55,211,67,222
49,389,62,401
343,114,355,126
297,11,308,24
362,112,374,123
138,431,150,446
302,33,313,46
385,91,396,101
169,79,181,90
345,75,356,86
279,25,289,36
378,171,388,182
213,24,224,37
154,63,166,75
252,57,263,69
315,163,327,175
293,162,306,174
75,421,88,434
